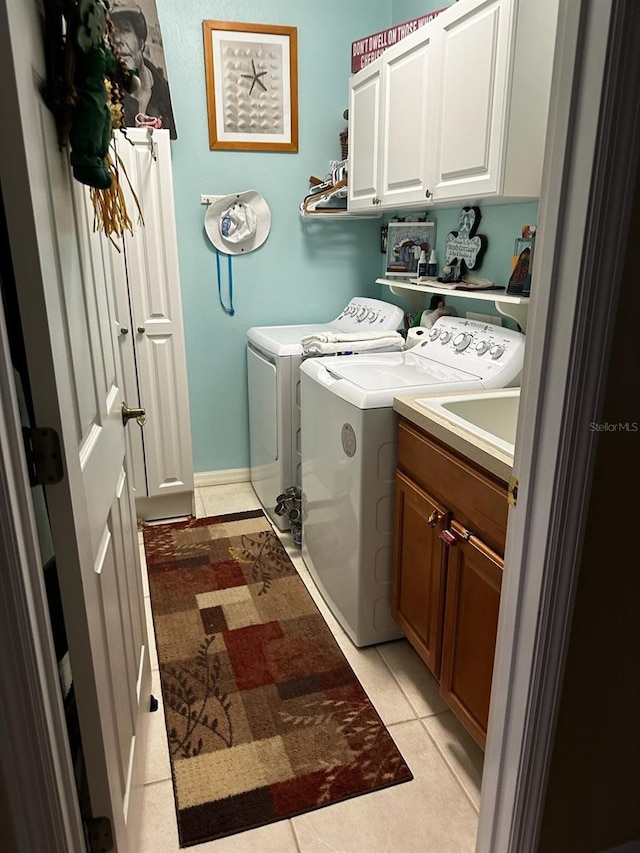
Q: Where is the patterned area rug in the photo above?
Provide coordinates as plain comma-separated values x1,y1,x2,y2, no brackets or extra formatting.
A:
143,510,413,847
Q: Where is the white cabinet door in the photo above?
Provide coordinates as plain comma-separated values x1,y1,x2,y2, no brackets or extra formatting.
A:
379,23,438,208
110,221,147,501
115,130,194,506
432,0,512,202
348,59,383,212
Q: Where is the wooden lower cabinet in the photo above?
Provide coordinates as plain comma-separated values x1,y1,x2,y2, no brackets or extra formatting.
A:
392,417,509,749
440,521,503,749
392,471,449,678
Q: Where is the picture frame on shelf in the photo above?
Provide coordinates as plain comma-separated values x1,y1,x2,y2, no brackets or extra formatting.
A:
385,221,436,278
507,225,536,296
203,20,298,152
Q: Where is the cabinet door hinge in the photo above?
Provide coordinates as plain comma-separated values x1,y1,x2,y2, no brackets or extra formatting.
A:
86,816,114,852
23,427,64,486
507,475,519,507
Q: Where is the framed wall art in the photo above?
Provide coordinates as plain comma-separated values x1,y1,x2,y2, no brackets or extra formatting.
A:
203,20,299,152
385,221,436,278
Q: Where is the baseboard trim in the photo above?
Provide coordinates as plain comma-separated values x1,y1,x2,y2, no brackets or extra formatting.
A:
194,468,251,487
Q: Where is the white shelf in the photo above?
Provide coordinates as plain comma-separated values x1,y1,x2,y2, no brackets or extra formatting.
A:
299,207,383,220
376,278,530,330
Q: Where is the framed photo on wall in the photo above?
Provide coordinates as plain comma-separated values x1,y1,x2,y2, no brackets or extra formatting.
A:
110,0,177,138
203,20,299,152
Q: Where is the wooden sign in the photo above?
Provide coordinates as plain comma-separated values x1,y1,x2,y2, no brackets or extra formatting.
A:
351,9,446,73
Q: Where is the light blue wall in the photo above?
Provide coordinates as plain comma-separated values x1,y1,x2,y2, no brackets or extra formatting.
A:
156,0,390,473
156,0,540,475
392,0,452,22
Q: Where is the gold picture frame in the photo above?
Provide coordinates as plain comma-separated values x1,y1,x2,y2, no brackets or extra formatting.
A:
203,20,298,152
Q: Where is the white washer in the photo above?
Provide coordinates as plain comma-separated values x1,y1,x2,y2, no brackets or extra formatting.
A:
300,316,526,647
247,297,405,529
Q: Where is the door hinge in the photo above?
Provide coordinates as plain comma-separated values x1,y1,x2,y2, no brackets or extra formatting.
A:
86,816,114,852
23,426,64,486
507,475,519,507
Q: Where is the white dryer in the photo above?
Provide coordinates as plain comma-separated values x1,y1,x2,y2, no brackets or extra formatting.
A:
299,316,526,647
247,297,405,529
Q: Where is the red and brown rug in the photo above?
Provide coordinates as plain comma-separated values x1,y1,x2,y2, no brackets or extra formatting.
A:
143,510,412,847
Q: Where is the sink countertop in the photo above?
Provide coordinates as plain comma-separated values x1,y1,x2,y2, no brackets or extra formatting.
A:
393,393,514,484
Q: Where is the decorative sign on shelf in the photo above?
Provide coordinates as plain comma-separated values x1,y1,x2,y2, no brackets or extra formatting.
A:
440,207,487,283
351,9,447,73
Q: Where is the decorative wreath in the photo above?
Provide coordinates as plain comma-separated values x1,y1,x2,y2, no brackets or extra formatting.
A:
42,0,143,242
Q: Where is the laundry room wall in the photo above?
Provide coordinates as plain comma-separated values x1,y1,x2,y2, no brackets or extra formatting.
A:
155,0,541,477
392,0,452,21
155,0,391,475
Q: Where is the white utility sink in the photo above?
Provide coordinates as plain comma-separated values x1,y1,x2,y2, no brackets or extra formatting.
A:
413,388,520,457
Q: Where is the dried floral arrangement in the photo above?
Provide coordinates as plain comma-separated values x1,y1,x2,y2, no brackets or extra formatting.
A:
42,0,143,243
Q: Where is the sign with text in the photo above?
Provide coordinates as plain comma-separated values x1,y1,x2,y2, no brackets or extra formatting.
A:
351,9,447,73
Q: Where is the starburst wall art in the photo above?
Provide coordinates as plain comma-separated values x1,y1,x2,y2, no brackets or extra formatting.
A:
203,20,298,151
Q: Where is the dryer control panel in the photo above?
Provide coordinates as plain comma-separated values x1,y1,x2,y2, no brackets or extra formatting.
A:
331,297,404,330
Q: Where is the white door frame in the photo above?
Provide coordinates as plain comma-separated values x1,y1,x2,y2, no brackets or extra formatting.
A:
0,276,86,849
478,0,640,850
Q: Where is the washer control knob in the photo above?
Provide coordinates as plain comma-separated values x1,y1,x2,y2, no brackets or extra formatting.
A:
490,344,505,360
440,331,452,343
453,332,472,351
476,340,490,354
428,328,440,340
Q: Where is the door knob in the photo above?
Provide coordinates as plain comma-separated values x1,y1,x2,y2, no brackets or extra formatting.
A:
120,327,129,335
122,403,147,426
137,326,146,334
428,509,441,527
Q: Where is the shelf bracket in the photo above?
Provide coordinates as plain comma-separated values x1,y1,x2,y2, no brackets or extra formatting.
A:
496,299,528,331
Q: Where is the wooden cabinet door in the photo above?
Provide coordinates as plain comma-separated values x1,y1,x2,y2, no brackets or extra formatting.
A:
431,0,512,202
347,59,382,211
379,22,437,208
440,519,503,748
392,470,449,677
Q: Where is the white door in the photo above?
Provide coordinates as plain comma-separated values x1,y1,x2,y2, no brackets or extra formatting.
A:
1,3,150,850
110,214,148,501
379,23,437,208
431,0,512,202
115,130,194,503
347,59,383,211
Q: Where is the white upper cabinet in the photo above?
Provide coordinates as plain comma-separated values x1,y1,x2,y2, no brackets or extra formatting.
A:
379,23,437,207
431,0,558,203
348,25,437,212
347,0,559,211
348,59,382,211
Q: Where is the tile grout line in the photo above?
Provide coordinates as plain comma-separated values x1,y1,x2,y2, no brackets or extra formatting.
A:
373,644,443,722
417,715,481,814
287,818,303,853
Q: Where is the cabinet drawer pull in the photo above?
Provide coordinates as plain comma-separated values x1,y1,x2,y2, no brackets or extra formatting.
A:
428,509,441,527
439,529,457,547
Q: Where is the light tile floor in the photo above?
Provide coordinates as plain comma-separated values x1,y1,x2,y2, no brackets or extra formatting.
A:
138,483,484,852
